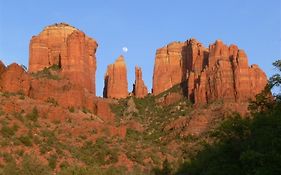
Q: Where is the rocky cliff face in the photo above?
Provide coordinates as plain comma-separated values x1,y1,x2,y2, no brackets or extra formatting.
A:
0,24,117,122
153,39,267,104
0,63,30,95
103,56,128,99
29,23,97,94
152,39,209,95
133,66,148,98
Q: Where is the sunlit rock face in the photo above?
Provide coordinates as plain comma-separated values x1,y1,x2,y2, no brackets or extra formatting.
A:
153,38,267,104
133,66,148,98
103,55,128,99
0,63,30,95
29,23,97,94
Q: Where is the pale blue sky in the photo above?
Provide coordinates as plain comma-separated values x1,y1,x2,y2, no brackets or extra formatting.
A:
0,0,280,96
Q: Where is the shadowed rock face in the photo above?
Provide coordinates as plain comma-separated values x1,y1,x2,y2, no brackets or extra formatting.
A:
103,55,128,99
153,39,267,104
29,23,97,94
133,66,148,98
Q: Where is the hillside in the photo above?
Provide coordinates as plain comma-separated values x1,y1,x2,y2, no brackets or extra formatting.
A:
0,23,274,175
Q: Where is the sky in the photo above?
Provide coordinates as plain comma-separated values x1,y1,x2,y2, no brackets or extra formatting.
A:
0,0,280,97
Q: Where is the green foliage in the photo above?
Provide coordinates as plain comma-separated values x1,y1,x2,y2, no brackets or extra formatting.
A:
176,60,281,175
82,107,91,114
18,135,32,146
68,106,75,113
0,108,4,116
126,128,142,140
0,124,18,138
110,99,128,117
1,91,16,98
154,158,172,175
48,153,58,169
0,154,51,175
155,84,182,98
1,162,18,175
26,107,39,122
20,154,52,175
31,64,61,80
72,138,119,166
46,97,58,106
58,165,128,175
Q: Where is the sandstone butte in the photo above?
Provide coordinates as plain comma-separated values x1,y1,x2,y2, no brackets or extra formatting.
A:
152,38,267,104
0,23,268,114
133,66,148,98
29,23,97,94
103,55,128,99
0,23,115,123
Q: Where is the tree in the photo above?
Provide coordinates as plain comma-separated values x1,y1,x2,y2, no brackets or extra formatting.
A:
176,60,281,175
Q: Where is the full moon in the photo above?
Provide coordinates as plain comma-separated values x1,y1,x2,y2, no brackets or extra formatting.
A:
122,47,128,53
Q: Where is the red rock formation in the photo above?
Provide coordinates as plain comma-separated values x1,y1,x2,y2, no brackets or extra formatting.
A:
153,39,267,104
0,63,30,95
29,78,95,109
29,23,97,94
152,42,187,95
0,61,6,75
103,55,128,99
152,39,208,95
93,98,115,122
194,40,267,104
133,66,148,98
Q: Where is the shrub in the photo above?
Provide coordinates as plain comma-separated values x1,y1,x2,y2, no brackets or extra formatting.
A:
48,153,58,169
0,109,5,116
26,107,39,122
1,125,15,138
46,97,58,106
18,135,32,146
82,107,91,114
19,154,51,175
68,106,75,113
14,112,24,122
31,64,60,80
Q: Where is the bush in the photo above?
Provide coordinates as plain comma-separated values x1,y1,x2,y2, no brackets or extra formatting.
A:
82,107,91,114
31,64,60,80
46,97,58,106
19,154,51,175
68,106,75,113
0,125,15,138
48,153,58,169
18,135,32,146
26,107,39,122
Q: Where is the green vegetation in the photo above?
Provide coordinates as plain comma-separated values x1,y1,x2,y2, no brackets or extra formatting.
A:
48,153,58,169
46,97,58,106
72,138,119,166
176,60,281,175
31,64,61,80
0,124,18,138
68,106,75,113
1,60,279,174
18,135,32,146
0,154,52,175
82,107,91,114
26,107,39,122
